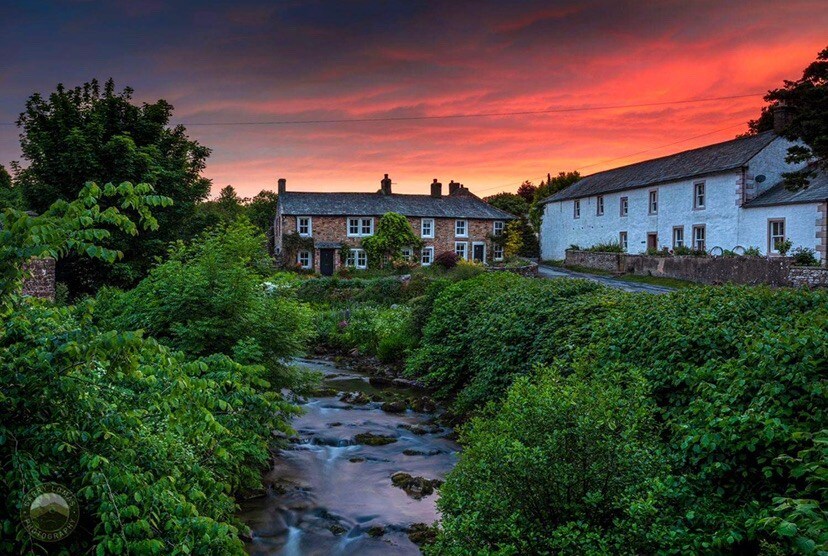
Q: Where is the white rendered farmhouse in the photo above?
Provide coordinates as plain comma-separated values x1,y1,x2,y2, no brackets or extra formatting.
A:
540,113,827,262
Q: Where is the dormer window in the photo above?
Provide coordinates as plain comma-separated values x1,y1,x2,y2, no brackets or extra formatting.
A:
297,216,312,237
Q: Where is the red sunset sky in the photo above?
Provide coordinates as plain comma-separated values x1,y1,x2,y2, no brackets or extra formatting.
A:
1,1,826,198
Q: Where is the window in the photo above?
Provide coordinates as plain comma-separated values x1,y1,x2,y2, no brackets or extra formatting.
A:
493,221,505,236
401,246,413,261
768,219,786,254
347,217,374,237
346,248,368,269
672,226,684,248
297,216,312,237
421,246,434,266
573,199,581,219
694,182,706,209
692,225,706,252
649,190,658,214
454,241,468,260
421,218,434,238
455,219,468,237
297,250,311,269
620,197,628,217
596,195,604,216
619,231,628,252
493,244,504,261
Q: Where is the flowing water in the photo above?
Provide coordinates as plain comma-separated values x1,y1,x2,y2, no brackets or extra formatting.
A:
240,358,459,555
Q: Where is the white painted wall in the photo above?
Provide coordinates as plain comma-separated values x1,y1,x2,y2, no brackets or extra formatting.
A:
540,137,821,261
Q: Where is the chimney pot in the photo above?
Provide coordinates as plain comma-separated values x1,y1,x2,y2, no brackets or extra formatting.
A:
773,103,793,134
431,179,442,198
278,178,286,195
380,173,392,195
448,180,461,196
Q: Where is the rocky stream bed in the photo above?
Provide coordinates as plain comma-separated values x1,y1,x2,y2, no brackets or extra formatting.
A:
239,357,459,555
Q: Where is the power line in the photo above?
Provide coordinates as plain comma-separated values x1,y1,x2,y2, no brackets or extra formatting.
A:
471,121,748,195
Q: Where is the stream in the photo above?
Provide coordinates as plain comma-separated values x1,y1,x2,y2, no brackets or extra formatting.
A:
239,357,459,555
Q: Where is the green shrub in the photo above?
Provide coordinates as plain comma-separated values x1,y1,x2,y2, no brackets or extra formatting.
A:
432,366,667,555
96,221,313,383
585,241,623,253
434,250,460,269
744,246,763,257
1,298,298,554
791,246,819,266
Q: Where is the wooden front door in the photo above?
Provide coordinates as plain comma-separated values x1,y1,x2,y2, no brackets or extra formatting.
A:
647,233,658,251
320,249,335,276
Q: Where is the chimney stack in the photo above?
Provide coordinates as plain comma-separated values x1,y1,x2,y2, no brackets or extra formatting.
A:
277,178,286,195
430,178,442,198
773,103,794,134
448,180,461,196
380,173,392,195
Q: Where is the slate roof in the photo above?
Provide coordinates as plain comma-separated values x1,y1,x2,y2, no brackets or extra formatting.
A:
743,165,828,207
279,191,516,219
543,131,779,203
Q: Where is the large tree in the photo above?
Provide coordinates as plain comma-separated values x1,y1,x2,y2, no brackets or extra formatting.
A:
529,171,580,231
0,164,22,210
747,46,828,189
16,78,212,293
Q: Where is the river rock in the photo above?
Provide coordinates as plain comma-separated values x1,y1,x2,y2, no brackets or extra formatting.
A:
354,433,398,446
381,400,407,413
349,457,365,463
366,525,385,538
409,396,437,413
407,523,437,545
340,391,370,405
390,472,441,499
402,449,442,456
329,524,347,536
368,376,395,387
313,387,339,397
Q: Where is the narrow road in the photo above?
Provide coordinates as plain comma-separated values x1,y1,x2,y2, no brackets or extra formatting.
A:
538,265,674,294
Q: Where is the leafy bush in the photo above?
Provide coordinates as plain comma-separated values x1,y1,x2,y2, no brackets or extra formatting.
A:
432,366,667,555
585,241,624,253
296,276,412,306
776,239,793,256
673,245,706,256
1,299,297,554
791,246,819,266
96,221,312,382
433,250,459,269
315,304,416,362
744,246,763,257
361,212,422,268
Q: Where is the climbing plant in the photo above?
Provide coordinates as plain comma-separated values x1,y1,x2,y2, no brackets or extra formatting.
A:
361,212,423,268
281,231,315,267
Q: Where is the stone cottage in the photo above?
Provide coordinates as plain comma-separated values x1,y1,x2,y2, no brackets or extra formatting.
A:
273,175,516,275
540,109,827,262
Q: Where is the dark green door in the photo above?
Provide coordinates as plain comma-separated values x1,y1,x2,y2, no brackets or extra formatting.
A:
320,249,335,276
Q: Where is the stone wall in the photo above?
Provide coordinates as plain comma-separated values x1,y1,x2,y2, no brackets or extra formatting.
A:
487,261,539,277
789,266,828,288
21,258,56,299
564,249,826,288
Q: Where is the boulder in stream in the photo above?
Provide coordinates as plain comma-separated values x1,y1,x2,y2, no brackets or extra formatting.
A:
407,522,438,546
409,396,437,413
340,391,371,404
354,432,398,446
390,472,442,499
366,525,385,538
380,400,407,413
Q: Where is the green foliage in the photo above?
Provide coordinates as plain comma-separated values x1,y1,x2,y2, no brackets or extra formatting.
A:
503,220,524,259
791,246,819,266
744,246,763,257
16,78,212,293
776,239,793,256
585,241,624,253
96,220,312,381
434,250,460,269
296,276,413,306
0,181,170,313
432,367,667,555
315,304,416,361
0,299,298,554
748,45,828,189
530,171,580,230
0,164,22,210
483,192,528,216
672,244,706,256
361,212,423,268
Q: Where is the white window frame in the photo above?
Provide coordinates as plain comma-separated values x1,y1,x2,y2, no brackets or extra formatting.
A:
619,231,628,252
493,221,505,236
573,199,581,219
649,190,658,215
421,218,434,238
768,219,785,254
673,226,684,249
596,195,604,216
455,219,468,238
297,216,312,237
692,224,706,252
694,181,706,210
421,246,434,266
620,196,628,217
297,250,312,269
346,248,368,269
401,246,413,261
493,243,504,261
347,217,374,237
454,241,468,260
